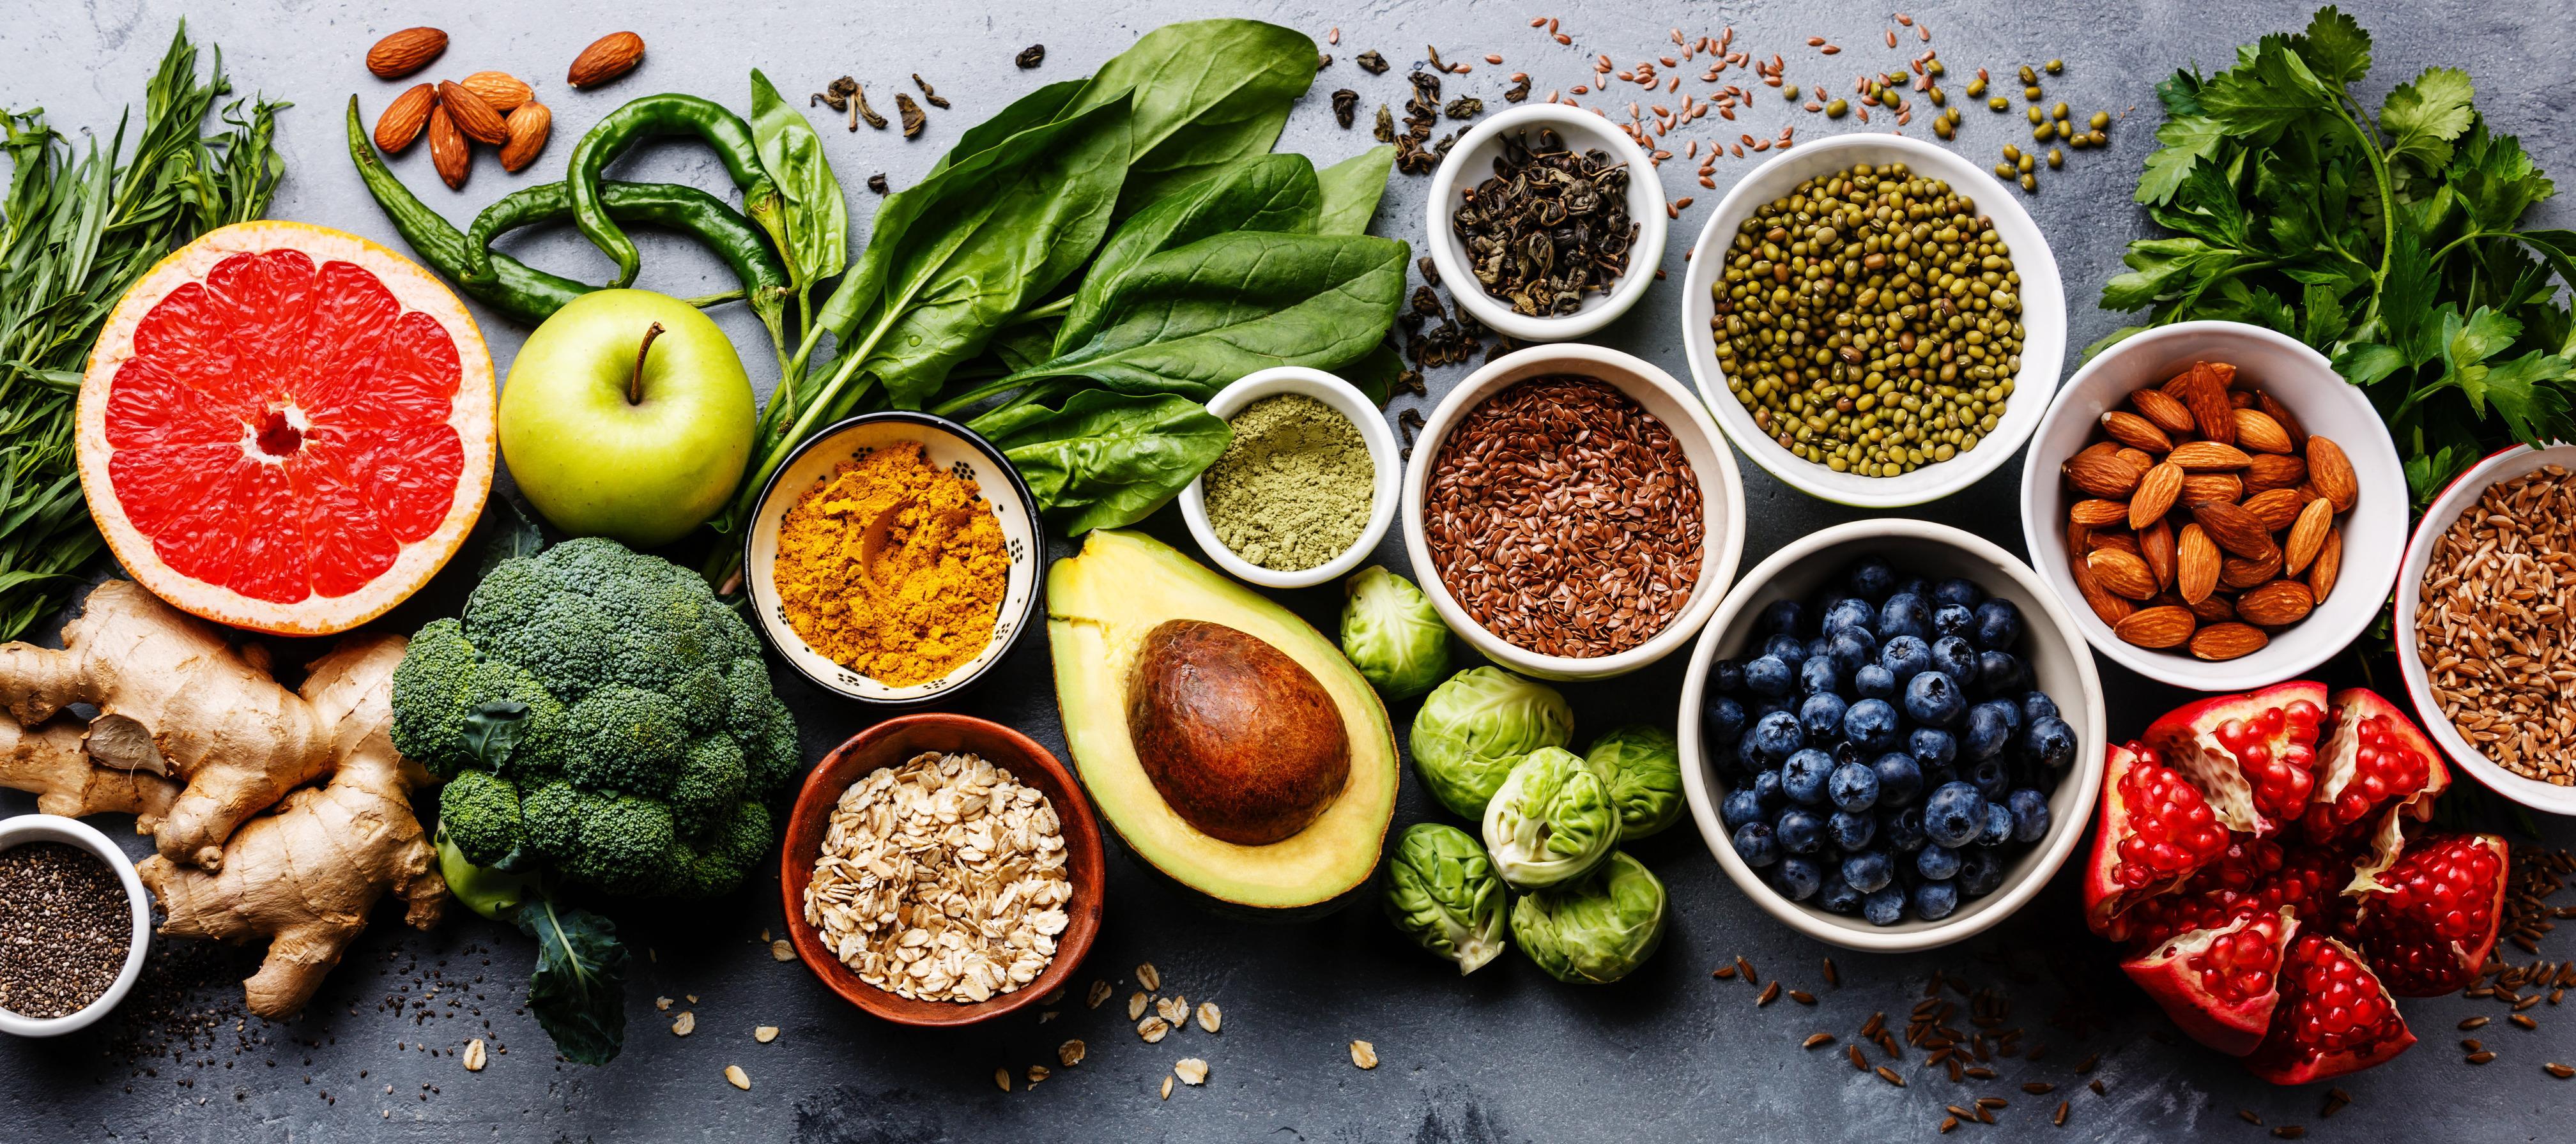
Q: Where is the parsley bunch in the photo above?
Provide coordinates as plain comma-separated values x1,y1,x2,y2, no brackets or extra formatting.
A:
2097,6,2576,502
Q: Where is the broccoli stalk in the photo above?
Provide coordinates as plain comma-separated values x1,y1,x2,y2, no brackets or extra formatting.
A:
436,828,630,1065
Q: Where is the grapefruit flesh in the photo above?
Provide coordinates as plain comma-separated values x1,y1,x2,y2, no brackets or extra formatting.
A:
79,222,494,634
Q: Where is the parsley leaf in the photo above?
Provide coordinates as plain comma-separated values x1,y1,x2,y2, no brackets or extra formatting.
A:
2380,66,2476,173
2292,5,2373,87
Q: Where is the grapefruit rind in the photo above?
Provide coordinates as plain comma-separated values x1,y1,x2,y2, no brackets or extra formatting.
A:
77,220,494,636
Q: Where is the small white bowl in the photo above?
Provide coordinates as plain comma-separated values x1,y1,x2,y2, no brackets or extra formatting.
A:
0,814,151,1037
741,412,1045,706
1680,133,2067,508
1400,343,1745,682
1677,520,2108,952
2018,320,2406,691
1179,367,1401,590
1423,103,1667,342
2395,443,2576,816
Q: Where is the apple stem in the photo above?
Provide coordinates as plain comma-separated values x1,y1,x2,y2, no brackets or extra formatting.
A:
629,322,665,406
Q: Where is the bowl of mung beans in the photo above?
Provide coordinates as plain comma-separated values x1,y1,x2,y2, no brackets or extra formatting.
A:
1681,133,2066,508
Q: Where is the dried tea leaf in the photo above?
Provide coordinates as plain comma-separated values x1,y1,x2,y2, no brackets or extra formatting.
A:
1357,50,1389,74
894,93,924,139
912,73,949,109
1374,105,1395,142
1016,45,1045,69
1333,89,1359,128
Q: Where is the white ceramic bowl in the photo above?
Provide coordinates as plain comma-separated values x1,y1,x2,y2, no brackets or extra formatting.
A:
1423,103,1667,342
1677,520,2107,952
1179,367,1402,590
2018,321,2406,691
741,412,1044,706
1400,343,1745,681
2395,443,2576,816
1681,133,2066,508
0,814,151,1037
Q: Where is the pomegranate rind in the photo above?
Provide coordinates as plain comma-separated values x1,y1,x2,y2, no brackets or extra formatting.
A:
2143,680,2328,837
2085,741,2225,938
2243,934,2415,1085
76,221,494,635
2122,906,2299,1057
2350,832,2508,997
2313,689,2451,888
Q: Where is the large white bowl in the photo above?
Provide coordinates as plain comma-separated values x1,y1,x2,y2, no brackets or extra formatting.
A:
1179,366,1401,590
1678,520,2107,952
0,814,151,1037
1423,103,1667,342
1400,343,1745,682
1680,133,2066,507
2018,321,2406,691
2396,443,2576,816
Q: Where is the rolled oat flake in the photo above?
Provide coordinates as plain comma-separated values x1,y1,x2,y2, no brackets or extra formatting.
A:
0,842,132,1019
1200,394,1376,572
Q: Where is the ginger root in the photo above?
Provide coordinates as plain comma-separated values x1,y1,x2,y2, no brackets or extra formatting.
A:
0,715,180,826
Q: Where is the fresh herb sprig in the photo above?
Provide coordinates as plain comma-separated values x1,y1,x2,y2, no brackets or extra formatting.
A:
2099,6,2576,501
0,26,285,637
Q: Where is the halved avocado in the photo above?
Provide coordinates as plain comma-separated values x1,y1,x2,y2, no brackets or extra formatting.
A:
1048,530,1398,916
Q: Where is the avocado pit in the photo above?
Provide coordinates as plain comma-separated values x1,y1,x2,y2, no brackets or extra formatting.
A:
1124,619,1351,845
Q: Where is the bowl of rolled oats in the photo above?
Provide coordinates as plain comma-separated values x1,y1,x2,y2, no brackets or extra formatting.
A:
781,713,1107,1025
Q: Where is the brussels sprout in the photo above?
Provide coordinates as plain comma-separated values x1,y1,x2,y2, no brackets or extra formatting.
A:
1482,747,1618,889
1382,823,1507,973
1587,724,1685,839
1510,850,1668,984
1411,667,1575,819
1340,567,1452,699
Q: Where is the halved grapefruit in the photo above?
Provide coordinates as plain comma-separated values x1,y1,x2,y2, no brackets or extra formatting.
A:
77,221,495,635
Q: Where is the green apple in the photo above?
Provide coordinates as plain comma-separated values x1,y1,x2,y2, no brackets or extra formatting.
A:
499,289,754,548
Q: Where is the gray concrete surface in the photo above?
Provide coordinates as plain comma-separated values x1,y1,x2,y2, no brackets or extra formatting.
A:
5,1,2576,1140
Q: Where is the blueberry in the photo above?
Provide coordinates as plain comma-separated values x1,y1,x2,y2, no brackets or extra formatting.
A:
1830,738,1866,768
1828,809,1878,850
1846,557,1897,600
1828,629,1878,675
1749,710,1804,766
1733,821,1780,867
1822,597,1877,635
1841,849,1894,893
1931,602,1975,641
1828,761,1880,812
1853,664,1897,699
1933,577,1984,609
1771,856,1824,901
1721,788,1767,830
1863,885,1909,926
2020,690,2060,727
1883,805,1928,852
1759,599,1807,636
1712,657,1745,694
1975,698,2025,738
1817,877,1864,915
1705,694,1748,742
1915,843,1963,881
1878,593,1931,641
1751,696,1796,720
1843,698,1903,751
1763,634,1809,667
1962,703,2013,758
1958,848,2007,896
2008,788,2052,843
1751,769,1785,811
1798,692,1848,742
1972,599,2023,650
1902,670,1965,727
1896,576,1932,602
2023,716,2077,770
1744,655,1795,698
1924,781,1988,848
1977,802,2014,846
1912,878,1961,920
1908,726,1958,767
1967,756,2011,801
1798,655,1842,698
1878,638,1929,690
1805,636,1833,664
1871,752,1924,807
1781,749,1835,805
1976,650,2027,696
1775,808,1824,854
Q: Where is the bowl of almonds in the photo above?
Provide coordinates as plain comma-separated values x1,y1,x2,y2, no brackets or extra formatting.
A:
2018,321,2404,690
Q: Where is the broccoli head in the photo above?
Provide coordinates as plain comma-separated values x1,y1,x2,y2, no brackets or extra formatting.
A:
667,735,747,837
562,685,687,797
439,770,524,866
389,620,568,780
560,793,677,892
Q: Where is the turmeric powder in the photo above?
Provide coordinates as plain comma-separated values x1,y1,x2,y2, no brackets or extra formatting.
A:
772,443,1009,687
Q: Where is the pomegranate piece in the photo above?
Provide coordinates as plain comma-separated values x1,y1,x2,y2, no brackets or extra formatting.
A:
2349,833,2508,996
2243,934,2415,1084
2108,835,2353,948
2124,906,2299,1056
2304,689,2448,843
2144,681,2328,837
2084,741,2231,937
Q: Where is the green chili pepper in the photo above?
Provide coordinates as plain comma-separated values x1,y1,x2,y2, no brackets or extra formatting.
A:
502,93,785,289
348,96,586,324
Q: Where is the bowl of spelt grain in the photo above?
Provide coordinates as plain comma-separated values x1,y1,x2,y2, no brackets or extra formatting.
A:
2397,443,2576,816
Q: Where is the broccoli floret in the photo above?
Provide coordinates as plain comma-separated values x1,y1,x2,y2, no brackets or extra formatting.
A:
744,697,802,800
562,685,686,797
562,793,675,892
671,666,729,733
439,770,523,866
651,801,775,899
519,780,586,861
666,735,747,837
390,620,569,779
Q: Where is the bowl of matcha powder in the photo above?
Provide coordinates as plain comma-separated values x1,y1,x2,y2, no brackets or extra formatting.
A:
1182,367,1400,589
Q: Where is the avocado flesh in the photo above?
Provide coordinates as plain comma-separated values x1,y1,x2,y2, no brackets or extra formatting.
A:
1048,530,1397,913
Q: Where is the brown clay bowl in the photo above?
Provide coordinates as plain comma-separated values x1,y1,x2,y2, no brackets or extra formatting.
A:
779,712,1107,1026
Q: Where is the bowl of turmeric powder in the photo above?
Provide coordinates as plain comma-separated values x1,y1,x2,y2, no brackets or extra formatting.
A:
741,412,1043,705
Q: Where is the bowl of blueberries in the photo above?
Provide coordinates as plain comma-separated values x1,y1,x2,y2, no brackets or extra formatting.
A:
1675,519,2107,951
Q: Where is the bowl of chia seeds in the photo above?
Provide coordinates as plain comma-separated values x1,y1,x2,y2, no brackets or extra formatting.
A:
0,814,150,1037
1179,366,1402,590
1424,103,1667,343
1680,133,2066,508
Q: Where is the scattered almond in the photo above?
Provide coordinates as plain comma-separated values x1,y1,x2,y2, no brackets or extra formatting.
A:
2188,591,2237,623
2177,523,2220,604
2065,451,2142,498
1350,1039,1379,1069
2257,390,2307,447
2220,548,2284,590
2190,622,2268,661
439,81,510,145
1174,1058,1209,1086
2283,498,2333,574
2181,472,2245,504
462,1038,487,1072
2115,606,2197,649
2244,452,2308,491
427,103,470,190
2169,440,2253,470
2180,364,2236,443
568,31,647,89
2071,499,2129,527
2309,525,2342,601
2190,500,2279,561
2130,388,2197,435
2070,549,2135,626
725,1064,751,1091
2131,462,2183,530
459,70,533,113
2140,519,2177,590
367,27,448,79
374,83,436,153
500,100,552,172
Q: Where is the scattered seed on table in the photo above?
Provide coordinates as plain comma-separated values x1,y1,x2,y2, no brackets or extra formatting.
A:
1938,1117,1958,1134
2273,1129,2307,1140
2023,1082,2054,1095
1848,1044,1869,1071
1823,958,1839,988
2462,1016,2492,1030
1738,957,1759,984
1757,982,1781,1007
2469,1050,2498,1064
2546,1062,2574,1079
2074,1053,2100,1074
1712,964,1738,980
1876,1065,1905,1087
2089,1079,2106,1095
2322,1088,2350,1117
2513,1014,2539,1030
1788,989,1816,1005
2240,1111,2264,1127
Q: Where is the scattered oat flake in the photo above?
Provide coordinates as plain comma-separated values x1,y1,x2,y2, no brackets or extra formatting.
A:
1041,986,1067,1006
1039,1010,1059,1024
1136,963,1161,992
1027,1065,1051,1087
671,1011,696,1037
1138,1016,1171,1043
755,1026,779,1044
1197,1002,1222,1033
1128,992,1150,1021
1175,1058,1209,1086
1160,1075,1174,1100
726,1065,751,1091
1158,995,1189,1025
461,1039,487,1072
993,1067,1011,1093
1351,1040,1380,1069
1059,1039,1087,1067
770,940,795,962
1087,980,1113,1009
656,996,674,1011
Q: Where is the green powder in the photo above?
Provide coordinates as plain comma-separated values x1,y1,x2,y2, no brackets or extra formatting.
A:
1202,394,1376,571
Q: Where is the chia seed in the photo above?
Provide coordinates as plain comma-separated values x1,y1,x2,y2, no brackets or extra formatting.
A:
0,841,134,1018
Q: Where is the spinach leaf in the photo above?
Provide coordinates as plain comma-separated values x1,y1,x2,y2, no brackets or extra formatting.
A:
1005,232,1409,400
990,321,1062,374
1340,340,1406,405
1056,153,1321,353
933,79,1087,177
510,897,630,1065
981,388,1232,535
747,69,848,288
1315,145,1397,235
1070,19,1318,216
